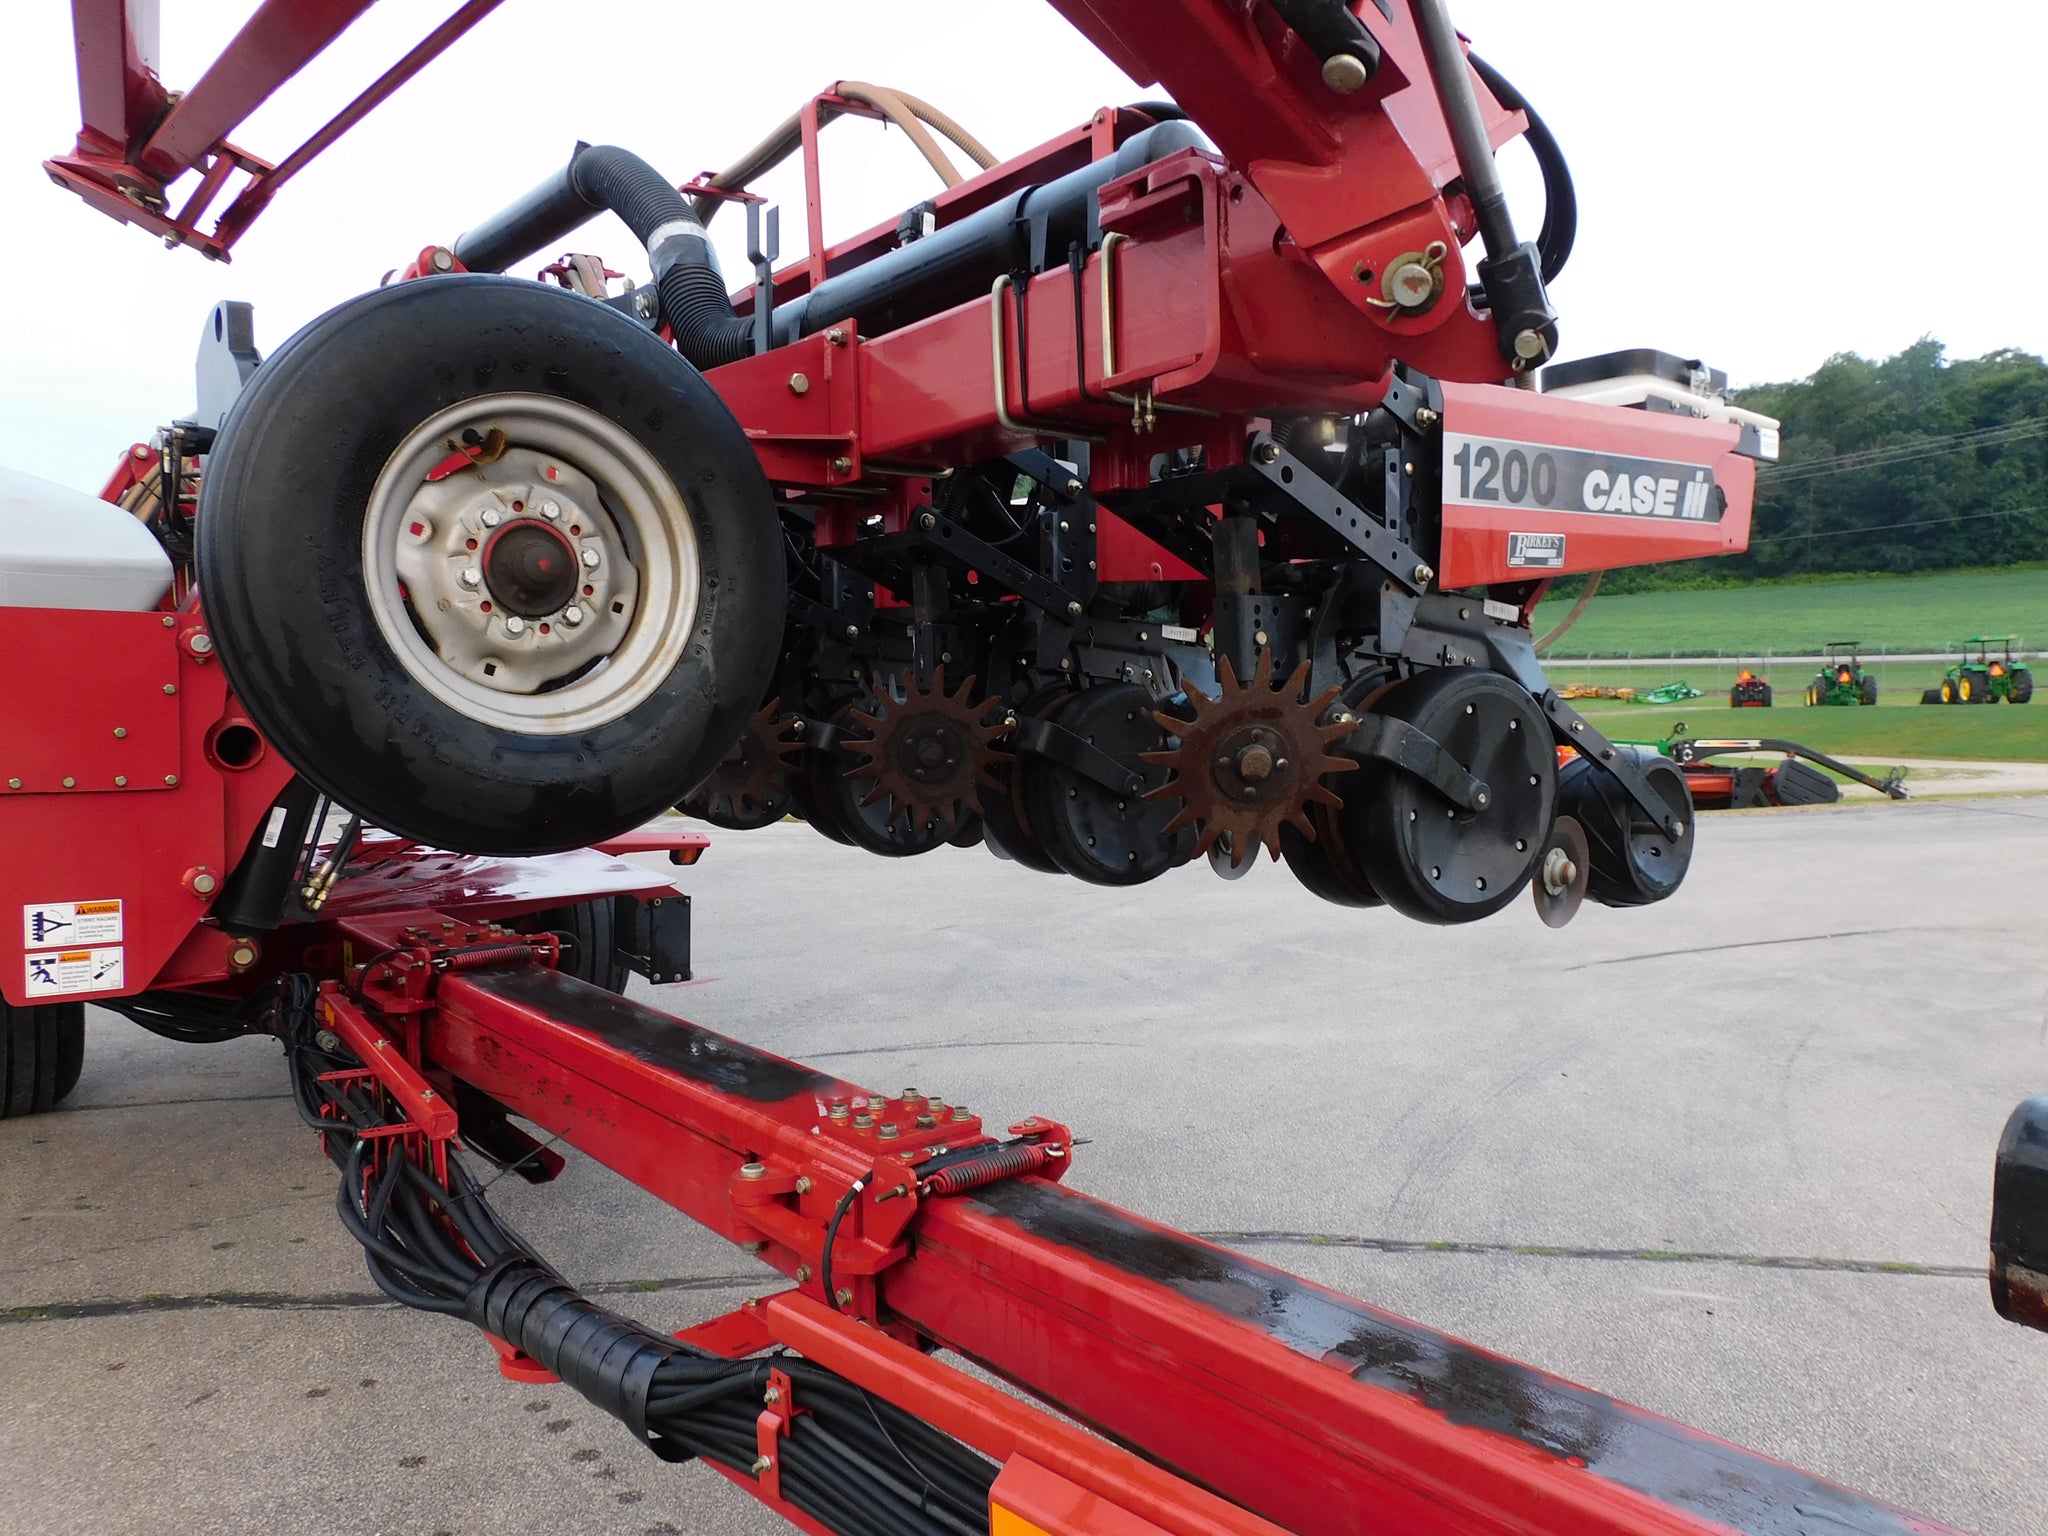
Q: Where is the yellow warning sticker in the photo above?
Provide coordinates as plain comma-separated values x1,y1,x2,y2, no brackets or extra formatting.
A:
25,946,124,998
24,899,124,948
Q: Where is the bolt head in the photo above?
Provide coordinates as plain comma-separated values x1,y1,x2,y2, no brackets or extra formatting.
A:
1321,52,1370,92
165,774,179,786
163,684,177,695
189,632,214,655
114,775,127,787
1254,440,1280,464
60,776,75,789
1066,601,1083,618
5,779,19,790
788,372,810,395
826,327,848,345
562,605,584,626
1413,563,1434,585
192,872,217,895
460,567,483,587
540,499,561,519
430,247,454,273
580,548,601,568
1064,477,1084,495
480,507,502,528
504,615,526,636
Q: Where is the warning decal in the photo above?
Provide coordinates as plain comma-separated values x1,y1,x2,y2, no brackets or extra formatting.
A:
23,900,124,949
25,947,125,998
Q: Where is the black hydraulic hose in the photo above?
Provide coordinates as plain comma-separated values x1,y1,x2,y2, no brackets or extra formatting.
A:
821,1174,869,1311
1467,52,1576,283
453,144,755,371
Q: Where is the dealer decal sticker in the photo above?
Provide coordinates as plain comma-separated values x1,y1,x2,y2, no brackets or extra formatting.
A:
1444,434,1724,523
25,947,124,998
23,899,123,948
1506,533,1567,569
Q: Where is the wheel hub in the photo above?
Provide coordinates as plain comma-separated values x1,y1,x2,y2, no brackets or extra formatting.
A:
481,519,581,618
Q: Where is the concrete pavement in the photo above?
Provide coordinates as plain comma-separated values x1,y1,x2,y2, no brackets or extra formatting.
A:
4,795,2046,1535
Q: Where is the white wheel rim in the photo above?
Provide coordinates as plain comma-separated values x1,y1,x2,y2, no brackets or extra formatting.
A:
360,394,701,736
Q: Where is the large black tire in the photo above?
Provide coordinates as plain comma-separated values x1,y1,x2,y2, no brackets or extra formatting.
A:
1860,675,1878,707
2,999,86,1118
513,899,628,994
198,276,784,855
2013,669,2034,704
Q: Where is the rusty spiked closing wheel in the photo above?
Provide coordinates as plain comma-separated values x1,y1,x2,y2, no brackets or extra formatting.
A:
1144,651,1357,869
841,667,1011,835
682,700,801,830
197,276,784,855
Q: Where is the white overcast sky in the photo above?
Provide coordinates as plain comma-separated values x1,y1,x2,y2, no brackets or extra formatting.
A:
2,1,2043,492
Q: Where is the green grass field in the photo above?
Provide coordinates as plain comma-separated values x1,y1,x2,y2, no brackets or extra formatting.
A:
1532,564,2047,657
1573,700,2048,762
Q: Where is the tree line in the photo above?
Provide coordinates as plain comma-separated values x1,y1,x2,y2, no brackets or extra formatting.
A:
1557,339,2048,593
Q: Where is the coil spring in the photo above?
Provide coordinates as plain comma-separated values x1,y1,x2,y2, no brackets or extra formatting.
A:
920,1142,1052,1197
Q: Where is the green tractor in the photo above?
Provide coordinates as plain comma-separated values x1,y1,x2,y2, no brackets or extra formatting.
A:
1923,636,2033,705
1805,641,1878,706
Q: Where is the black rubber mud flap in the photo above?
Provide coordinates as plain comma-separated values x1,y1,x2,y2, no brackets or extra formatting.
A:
197,276,784,855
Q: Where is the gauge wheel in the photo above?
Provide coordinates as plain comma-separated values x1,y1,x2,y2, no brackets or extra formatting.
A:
2,999,86,1119
1345,668,1554,924
197,276,784,856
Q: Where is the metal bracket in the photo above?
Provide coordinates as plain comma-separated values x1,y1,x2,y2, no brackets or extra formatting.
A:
1243,434,1430,593
1539,693,1685,837
1010,714,1144,797
1341,714,1489,813
613,893,692,985
882,509,1088,623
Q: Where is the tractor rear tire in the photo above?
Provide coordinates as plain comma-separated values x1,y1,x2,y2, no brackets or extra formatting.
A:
1860,676,1878,707
512,899,629,995
2014,670,2034,704
1,999,86,1118
197,276,785,857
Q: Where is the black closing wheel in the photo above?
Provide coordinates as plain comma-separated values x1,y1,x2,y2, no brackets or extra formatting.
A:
1556,747,1695,907
2,998,86,1119
198,276,785,856
1346,668,1555,924
1024,683,1193,885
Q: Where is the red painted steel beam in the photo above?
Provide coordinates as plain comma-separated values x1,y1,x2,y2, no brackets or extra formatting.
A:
67,0,166,157
418,964,1965,1536
135,0,376,183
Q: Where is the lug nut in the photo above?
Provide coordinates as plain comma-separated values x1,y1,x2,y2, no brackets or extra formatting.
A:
504,615,526,636
562,605,584,626
480,508,502,528
540,499,560,519
460,568,482,588
580,548,601,568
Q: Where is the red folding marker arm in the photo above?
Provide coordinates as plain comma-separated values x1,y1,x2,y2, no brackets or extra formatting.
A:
47,0,504,259
321,926,1964,1536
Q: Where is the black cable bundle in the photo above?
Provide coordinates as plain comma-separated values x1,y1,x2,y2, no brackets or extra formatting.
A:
276,981,994,1536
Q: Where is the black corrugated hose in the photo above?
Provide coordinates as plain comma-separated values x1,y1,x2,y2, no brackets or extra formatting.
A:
273,978,995,1536
566,146,757,370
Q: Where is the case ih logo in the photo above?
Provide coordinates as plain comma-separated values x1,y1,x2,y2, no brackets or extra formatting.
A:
1444,434,1725,522
1507,533,1567,569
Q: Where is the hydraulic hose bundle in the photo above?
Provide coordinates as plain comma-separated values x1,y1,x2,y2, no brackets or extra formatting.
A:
278,991,997,1536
